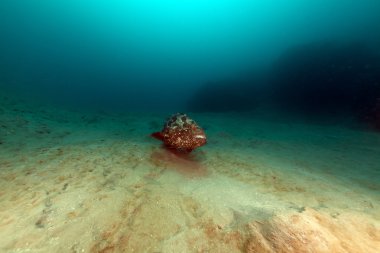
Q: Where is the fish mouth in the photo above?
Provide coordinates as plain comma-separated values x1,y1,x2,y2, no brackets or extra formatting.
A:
194,134,207,147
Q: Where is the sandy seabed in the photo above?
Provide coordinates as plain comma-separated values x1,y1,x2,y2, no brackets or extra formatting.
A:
0,94,380,253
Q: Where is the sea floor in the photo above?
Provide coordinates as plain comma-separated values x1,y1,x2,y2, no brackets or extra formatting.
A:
1,94,380,253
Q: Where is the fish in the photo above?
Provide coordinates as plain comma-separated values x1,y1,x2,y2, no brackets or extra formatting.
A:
151,113,207,152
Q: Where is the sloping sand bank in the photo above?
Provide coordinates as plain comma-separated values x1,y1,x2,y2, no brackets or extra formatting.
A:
0,94,379,252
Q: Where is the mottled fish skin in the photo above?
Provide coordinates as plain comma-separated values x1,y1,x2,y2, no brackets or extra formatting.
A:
152,113,207,152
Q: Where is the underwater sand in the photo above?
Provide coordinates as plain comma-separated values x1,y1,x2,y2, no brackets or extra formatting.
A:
0,94,380,253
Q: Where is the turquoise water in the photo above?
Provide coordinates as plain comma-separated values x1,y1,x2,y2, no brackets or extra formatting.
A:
1,0,380,111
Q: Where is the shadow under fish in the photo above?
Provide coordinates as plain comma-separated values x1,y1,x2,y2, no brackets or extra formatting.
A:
150,147,208,178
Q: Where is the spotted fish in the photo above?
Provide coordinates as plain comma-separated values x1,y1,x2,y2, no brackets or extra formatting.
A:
151,113,207,152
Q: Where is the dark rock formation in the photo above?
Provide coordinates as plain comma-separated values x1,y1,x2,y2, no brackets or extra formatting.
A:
270,42,380,126
369,98,380,130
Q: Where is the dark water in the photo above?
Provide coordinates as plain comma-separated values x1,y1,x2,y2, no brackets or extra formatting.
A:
0,0,379,121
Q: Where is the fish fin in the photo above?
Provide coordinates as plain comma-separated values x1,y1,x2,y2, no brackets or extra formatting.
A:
151,132,164,141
